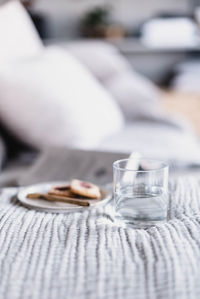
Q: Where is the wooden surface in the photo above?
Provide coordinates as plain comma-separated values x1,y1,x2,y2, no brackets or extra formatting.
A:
161,90,200,137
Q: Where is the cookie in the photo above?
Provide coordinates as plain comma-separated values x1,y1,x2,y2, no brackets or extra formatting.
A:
70,179,101,199
48,184,75,198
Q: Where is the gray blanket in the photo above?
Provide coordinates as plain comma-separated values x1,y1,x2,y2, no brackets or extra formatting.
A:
0,175,200,299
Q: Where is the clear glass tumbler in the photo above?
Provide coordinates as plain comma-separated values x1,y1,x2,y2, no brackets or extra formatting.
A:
113,158,169,228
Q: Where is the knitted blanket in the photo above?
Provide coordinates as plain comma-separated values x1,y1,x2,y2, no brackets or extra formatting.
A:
0,176,200,299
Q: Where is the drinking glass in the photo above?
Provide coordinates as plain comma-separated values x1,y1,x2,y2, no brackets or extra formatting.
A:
113,158,169,228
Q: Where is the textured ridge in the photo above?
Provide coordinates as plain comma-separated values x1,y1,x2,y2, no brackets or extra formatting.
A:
0,177,200,298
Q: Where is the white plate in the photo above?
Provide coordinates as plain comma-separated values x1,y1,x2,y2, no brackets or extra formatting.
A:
17,181,112,213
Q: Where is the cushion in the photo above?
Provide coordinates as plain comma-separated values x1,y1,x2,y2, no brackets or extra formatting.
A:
172,60,200,92
0,0,43,63
66,41,160,120
66,41,130,83
0,46,124,149
104,70,161,120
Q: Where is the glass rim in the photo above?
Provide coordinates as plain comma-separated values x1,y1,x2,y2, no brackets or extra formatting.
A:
113,158,169,172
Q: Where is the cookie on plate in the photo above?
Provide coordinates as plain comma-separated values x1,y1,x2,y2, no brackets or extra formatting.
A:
70,179,101,199
48,184,75,198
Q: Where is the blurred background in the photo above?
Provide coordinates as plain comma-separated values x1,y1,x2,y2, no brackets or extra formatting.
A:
1,0,200,185
27,0,200,132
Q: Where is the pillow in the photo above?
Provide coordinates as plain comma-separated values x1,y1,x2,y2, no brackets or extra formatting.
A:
0,0,43,63
0,47,124,149
66,41,130,83
104,70,161,120
66,41,161,120
172,61,200,93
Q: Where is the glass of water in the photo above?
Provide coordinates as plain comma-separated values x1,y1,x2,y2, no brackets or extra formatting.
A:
113,158,169,228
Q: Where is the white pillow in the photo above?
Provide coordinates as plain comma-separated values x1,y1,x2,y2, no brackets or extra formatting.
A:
0,0,43,63
104,70,161,120
0,47,124,149
66,41,130,83
172,61,200,92
66,41,161,120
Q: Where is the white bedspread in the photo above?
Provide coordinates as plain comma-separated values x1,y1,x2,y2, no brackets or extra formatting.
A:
0,176,200,299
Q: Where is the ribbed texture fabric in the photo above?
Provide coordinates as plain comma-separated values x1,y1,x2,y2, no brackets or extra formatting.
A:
0,177,200,299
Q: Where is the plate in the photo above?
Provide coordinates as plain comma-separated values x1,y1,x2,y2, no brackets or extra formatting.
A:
17,181,112,213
